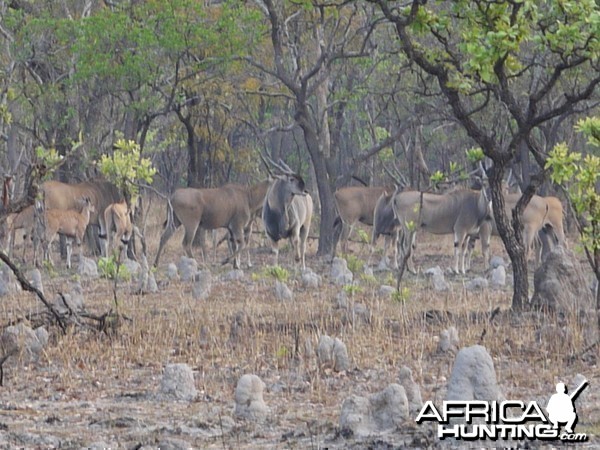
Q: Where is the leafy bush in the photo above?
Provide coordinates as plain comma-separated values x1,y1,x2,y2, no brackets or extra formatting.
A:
98,256,131,281
391,287,411,303
263,265,289,283
343,284,362,296
343,254,363,275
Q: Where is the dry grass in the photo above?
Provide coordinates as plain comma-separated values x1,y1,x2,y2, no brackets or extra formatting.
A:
0,196,598,448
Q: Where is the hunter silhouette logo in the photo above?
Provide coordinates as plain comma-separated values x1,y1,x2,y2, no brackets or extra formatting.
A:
415,378,589,442
546,380,588,435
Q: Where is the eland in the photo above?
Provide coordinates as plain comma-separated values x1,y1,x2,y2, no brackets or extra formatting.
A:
154,180,269,269
261,160,313,269
3,205,34,258
392,188,492,274
44,197,95,268
42,180,121,254
371,189,402,269
471,193,565,265
101,200,133,257
332,186,390,254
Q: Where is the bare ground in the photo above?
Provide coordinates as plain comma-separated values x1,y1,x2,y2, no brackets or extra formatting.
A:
0,213,599,449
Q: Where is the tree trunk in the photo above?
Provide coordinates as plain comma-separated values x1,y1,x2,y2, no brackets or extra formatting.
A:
519,141,531,190
311,152,335,257
296,109,335,257
488,164,529,310
180,117,205,188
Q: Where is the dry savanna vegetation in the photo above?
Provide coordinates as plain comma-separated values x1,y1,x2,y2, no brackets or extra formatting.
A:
0,197,598,449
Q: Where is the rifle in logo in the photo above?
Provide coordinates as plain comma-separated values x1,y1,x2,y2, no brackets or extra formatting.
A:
546,379,588,434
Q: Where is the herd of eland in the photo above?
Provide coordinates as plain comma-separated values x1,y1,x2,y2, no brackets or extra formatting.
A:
0,161,567,275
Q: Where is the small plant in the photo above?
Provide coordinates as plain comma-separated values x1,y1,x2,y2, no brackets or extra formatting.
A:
466,147,485,163
98,256,131,281
449,161,459,174
384,273,396,286
429,170,445,186
404,220,416,233
250,272,263,282
343,284,363,296
343,254,363,275
391,287,411,303
356,228,370,245
275,345,289,359
360,273,378,286
263,265,289,283
42,259,58,278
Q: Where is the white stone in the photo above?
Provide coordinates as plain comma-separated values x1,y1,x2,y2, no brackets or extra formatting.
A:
490,256,505,269
438,326,460,353
317,335,350,372
177,256,197,282
466,277,488,291
223,269,244,281
192,270,212,300
0,265,20,296
301,269,321,289
490,265,506,288
330,257,353,285
424,266,444,278
340,384,409,436
399,366,423,414
432,273,450,291
0,323,47,361
166,263,179,280
446,345,502,402
274,280,293,301
28,269,44,294
234,374,268,421
378,285,396,298
425,266,450,291
352,303,370,326
159,363,197,401
335,291,349,310
122,258,141,276
78,256,98,278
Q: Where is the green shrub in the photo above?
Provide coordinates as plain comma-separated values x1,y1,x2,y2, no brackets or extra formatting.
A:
263,265,289,283
343,254,363,275
98,256,131,281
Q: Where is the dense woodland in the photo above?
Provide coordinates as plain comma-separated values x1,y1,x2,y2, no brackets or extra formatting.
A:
0,0,599,308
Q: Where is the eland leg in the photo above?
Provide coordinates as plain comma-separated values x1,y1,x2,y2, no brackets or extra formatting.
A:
154,222,178,267
340,223,353,254
270,240,280,267
453,232,467,274
244,222,253,268
230,228,246,270
66,237,75,269
182,224,200,261
299,225,310,270
98,222,109,258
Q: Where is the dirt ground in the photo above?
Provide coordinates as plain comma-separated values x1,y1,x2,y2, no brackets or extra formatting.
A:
0,209,599,449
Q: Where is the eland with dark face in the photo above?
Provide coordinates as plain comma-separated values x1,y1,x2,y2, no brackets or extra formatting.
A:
261,159,313,269
371,189,402,269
